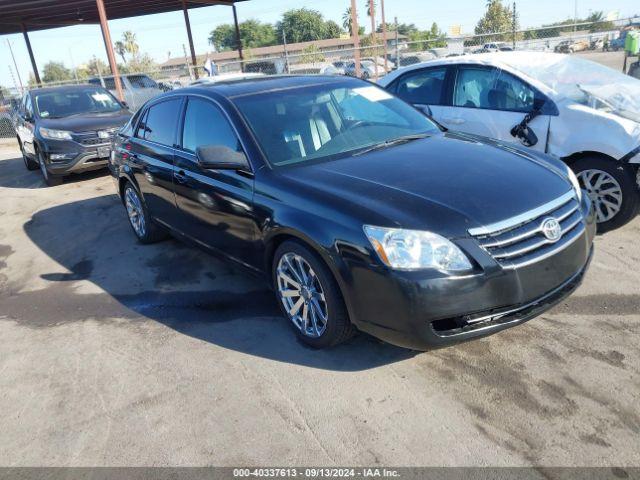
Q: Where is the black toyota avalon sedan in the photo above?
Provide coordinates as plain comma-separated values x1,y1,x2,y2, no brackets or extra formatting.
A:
15,84,131,186
110,75,595,350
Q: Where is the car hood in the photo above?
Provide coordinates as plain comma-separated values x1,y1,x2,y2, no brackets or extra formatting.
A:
38,110,131,132
282,132,573,236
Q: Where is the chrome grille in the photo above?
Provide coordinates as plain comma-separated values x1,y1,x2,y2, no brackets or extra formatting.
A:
469,191,585,269
73,128,118,146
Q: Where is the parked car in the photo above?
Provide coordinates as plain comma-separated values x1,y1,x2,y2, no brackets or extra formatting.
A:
380,52,640,232
344,60,378,79
88,74,162,111
15,84,131,186
110,75,594,350
482,42,508,52
554,39,589,53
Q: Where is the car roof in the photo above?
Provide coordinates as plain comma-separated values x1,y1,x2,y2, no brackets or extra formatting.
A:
378,51,567,87
183,74,364,98
28,84,104,94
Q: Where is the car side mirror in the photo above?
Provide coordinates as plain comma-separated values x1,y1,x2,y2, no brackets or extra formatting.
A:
196,145,249,171
514,126,539,147
120,101,129,109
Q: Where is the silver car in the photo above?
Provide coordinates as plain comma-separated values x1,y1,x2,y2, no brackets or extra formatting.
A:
88,74,162,111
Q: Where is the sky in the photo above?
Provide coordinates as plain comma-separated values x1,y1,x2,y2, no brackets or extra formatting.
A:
1,0,638,89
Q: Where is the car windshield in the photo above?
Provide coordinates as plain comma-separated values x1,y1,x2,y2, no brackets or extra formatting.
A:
504,53,640,123
233,81,440,167
34,87,122,119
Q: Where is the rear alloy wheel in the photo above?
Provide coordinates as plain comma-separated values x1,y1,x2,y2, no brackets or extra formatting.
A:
37,149,63,186
123,182,168,244
572,156,640,233
273,241,355,348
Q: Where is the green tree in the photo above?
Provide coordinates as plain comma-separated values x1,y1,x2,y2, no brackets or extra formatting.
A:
325,20,343,39
77,56,109,79
365,0,376,18
408,23,447,51
120,53,157,74
342,7,354,34
586,11,615,32
42,61,73,83
377,22,418,36
276,8,329,43
475,0,519,41
300,44,326,63
208,20,277,51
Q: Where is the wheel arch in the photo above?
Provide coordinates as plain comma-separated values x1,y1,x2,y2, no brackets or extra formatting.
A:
562,151,618,166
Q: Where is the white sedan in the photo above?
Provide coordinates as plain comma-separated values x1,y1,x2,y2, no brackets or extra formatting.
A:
379,52,640,232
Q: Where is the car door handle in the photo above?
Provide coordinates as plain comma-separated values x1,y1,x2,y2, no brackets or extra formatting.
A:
443,118,466,125
173,170,188,184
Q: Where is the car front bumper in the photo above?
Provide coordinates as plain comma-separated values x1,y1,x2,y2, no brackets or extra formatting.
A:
341,195,596,350
40,139,112,175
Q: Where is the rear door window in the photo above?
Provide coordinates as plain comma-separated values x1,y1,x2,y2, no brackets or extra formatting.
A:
138,98,182,147
128,75,159,89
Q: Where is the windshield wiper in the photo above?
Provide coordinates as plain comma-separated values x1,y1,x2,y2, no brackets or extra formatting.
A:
353,133,430,157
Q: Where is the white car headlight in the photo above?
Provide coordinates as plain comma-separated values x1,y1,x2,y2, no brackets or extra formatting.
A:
39,127,73,140
363,225,473,272
567,167,583,201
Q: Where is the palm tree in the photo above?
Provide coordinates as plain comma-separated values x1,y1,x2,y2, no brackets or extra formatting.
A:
366,0,376,18
342,7,353,34
114,41,127,64
122,31,139,58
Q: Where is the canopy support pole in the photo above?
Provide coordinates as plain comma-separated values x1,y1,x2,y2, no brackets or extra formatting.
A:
21,24,41,87
95,0,124,102
182,0,199,79
232,4,244,72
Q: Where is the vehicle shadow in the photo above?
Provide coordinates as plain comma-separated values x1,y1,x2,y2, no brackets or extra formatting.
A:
21,194,415,371
0,154,109,189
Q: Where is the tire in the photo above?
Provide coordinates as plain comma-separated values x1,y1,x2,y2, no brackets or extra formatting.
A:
37,148,63,186
19,138,38,171
571,156,640,233
123,182,168,244
272,240,356,348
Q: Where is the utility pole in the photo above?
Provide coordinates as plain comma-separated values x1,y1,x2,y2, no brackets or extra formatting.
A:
369,0,378,80
6,39,23,91
512,2,517,50
394,17,400,69
351,0,361,78
282,28,290,73
69,48,79,83
380,0,388,72
183,44,193,80
8,65,20,94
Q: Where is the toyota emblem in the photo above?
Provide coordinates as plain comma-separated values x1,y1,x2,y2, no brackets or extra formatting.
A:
541,217,562,242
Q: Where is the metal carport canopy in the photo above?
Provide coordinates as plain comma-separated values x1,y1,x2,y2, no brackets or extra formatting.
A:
0,0,249,98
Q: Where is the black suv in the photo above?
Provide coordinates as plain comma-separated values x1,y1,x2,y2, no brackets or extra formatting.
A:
15,84,131,186
110,76,595,350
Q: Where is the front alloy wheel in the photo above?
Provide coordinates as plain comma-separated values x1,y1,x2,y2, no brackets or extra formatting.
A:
37,149,63,186
277,252,328,338
272,241,355,348
572,156,640,233
577,169,623,224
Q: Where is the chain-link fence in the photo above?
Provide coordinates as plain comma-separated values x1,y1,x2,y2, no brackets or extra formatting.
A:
2,16,639,140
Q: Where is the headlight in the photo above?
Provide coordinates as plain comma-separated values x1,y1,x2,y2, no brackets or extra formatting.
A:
567,167,582,201
363,225,473,272
39,127,73,140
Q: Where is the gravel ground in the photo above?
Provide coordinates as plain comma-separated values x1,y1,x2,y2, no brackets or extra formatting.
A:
0,142,638,467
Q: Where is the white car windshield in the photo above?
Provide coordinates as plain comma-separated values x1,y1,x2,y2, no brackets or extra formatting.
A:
503,53,640,124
